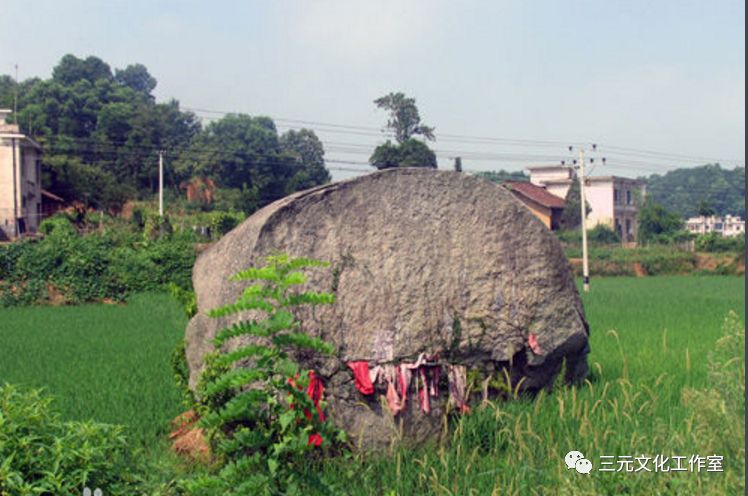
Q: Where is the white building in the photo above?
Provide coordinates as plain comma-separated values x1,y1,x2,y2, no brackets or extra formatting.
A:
686,215,745,237
0,109,43,240
527,165,646,243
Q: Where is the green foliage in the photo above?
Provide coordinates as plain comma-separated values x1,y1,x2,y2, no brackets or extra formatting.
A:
587,224,621,244
638,197,684,242
279,129,332,189
474,169,529,183
188,254,344,495
564,245,701,276
0,226,195,307
174,115,330,213
697,200,716,217
645,164,745,218
1,55,331,214
555,229,581,244
0,383,140,495
682,311,745,489
38,212,77,236
695,232,745,253
143,214,174,241
369,92,437,170
369,138,437,170
373,92,434,143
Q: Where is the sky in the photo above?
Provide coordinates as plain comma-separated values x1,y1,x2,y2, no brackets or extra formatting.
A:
1,0,744,180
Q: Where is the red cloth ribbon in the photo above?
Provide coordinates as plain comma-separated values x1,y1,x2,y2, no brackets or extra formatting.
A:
288,370,326,447
347,361,375,395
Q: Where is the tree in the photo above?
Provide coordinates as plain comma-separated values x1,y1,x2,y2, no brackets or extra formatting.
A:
3,55,201,204
697,200,716,217
114,64,157,96
176,114,329,213
638,197,684,242
374,92,435,143
52,54,112,85
279,129,331,189
559,180,591,230
370,92,437,170
370,139,437,170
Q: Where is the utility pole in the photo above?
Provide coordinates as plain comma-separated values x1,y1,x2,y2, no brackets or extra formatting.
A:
13,64,18,123
578,148,590,292
158,150,164,217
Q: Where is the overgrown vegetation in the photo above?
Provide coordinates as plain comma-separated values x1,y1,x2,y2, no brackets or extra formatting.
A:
185,254,345,495
0,214,195,306
0,384,140,495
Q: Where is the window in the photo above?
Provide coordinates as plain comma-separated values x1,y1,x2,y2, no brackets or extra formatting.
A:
714,223,723,230
614,189,620,204
626,190,632,205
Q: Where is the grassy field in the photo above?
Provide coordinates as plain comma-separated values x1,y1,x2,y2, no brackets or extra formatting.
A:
0,292,187,447
0,276,744,494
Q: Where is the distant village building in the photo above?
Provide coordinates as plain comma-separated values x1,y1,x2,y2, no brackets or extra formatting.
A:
0,109,43,240
527,165,646,243
686,215,745,237
503,181,565,230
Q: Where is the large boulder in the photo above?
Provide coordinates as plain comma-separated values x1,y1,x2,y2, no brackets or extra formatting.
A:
185,168,589,450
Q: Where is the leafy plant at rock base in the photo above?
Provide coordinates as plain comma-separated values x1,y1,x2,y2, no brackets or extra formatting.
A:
182,254,345,496
0,384,141,495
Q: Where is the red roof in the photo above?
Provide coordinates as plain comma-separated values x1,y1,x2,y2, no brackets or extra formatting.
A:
504,181,565,209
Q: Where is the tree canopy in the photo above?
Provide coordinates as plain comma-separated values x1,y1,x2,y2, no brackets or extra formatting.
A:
643,164,745,218
369,92,437,170
0,54,331,213
374,92,435,143
637,197,684,242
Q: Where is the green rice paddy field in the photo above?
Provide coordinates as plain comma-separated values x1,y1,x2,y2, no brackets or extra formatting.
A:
0,276,744,495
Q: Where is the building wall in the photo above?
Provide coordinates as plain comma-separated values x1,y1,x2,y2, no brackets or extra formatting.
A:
510,192,552,229
0,135,42,239
545,181,572,200
584,178,644,242
585,181,615,229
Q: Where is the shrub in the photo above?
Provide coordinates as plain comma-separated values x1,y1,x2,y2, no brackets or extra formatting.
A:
587,225,621,245
38,213,77,236
0,383,140,495
183,254,345,495
208,211,243,237
0,228,196,307
695,232,745,253
555,229,581,244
